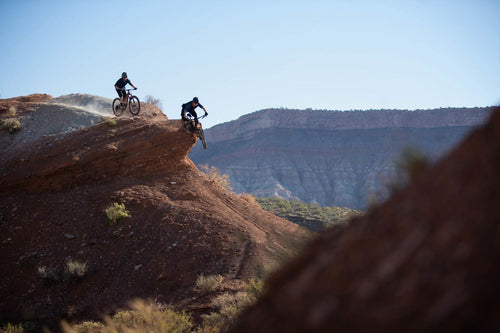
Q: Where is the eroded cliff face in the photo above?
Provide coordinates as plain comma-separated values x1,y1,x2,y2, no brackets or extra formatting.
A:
191,107,493,209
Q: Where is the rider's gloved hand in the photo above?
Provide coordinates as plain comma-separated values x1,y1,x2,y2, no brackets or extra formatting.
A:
204,112,208,116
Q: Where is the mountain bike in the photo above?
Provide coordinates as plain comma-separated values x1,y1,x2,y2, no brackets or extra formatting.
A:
183,114,207,150
112,88,140,116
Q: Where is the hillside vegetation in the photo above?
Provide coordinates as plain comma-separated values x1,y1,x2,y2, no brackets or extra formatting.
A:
256,197,361,231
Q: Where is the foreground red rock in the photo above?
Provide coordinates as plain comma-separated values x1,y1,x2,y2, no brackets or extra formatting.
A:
231,107,500,332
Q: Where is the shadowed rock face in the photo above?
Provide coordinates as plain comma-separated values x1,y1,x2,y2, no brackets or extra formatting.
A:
230,107,500,333
191,107,493,209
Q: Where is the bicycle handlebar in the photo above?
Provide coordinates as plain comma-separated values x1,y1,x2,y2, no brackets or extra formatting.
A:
186,113,207,120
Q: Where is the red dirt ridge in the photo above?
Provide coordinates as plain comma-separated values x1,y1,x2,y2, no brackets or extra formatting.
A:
0,96,309,329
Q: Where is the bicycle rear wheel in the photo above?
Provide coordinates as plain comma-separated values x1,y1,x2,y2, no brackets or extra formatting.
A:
129,96,141,115
112,98,124,116
198,126,207,150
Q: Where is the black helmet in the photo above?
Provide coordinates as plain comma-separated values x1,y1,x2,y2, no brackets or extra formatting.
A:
122,72,127,78
193,97,199,103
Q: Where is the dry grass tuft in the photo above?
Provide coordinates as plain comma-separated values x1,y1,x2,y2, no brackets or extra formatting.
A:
8,105,17,117
65,260,88,279
61,299,192,333
195,274,225,293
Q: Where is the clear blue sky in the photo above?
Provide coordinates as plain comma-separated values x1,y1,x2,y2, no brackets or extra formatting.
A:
1,0,499,128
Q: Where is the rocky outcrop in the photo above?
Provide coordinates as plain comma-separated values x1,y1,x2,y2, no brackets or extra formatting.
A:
230,107,500,332
0,118,194,192
0,96,309,327
191,107,494,209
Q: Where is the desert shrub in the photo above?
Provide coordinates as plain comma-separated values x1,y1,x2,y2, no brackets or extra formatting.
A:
104,116,117,126
38,261,88,282
64,299,192,333
105,202,131,226
202,292,253,332
61,320,103,332
0,323,24,333
195,274,225,293
144,95,163,110
245,278,265,301
8,105,17,117
64,260,88,280
239,193,257,204
199,165,232,192
3,118,21,133
38,266,61,282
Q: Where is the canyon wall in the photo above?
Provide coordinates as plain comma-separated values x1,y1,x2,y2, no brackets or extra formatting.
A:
191,107,494,209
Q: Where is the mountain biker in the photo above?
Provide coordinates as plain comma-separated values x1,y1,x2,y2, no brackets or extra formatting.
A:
114,72,137,104
181,97,208,128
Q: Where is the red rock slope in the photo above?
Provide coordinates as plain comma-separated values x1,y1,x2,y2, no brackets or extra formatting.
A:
0,98,309,327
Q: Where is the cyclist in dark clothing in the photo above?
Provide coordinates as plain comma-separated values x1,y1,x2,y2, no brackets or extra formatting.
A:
114,72,136,104
181,97,208,127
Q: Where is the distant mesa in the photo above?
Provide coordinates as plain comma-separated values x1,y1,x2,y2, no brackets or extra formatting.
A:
191,106,494,209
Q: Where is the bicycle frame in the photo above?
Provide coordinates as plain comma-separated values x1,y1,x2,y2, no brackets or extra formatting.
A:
121,89,136,105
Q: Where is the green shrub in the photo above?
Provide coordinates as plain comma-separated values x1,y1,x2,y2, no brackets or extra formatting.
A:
3,118,21,133
105,202,131,225
195,274,225,293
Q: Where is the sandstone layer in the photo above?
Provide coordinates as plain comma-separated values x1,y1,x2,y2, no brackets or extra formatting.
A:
191,107,493,208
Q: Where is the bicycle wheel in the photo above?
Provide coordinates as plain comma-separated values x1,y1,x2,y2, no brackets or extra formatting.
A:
198,126,207,150
112,98,124,116
129,96,141,115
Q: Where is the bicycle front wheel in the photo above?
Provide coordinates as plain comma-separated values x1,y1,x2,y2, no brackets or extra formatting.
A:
198,126,207,150
129,96,141,115
112,98,123,116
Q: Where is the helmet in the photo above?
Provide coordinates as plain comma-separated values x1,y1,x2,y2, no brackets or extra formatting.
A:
122,72,127,78
193,97,199,103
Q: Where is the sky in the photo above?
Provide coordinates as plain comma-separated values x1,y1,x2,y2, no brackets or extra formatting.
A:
0,0,499,128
